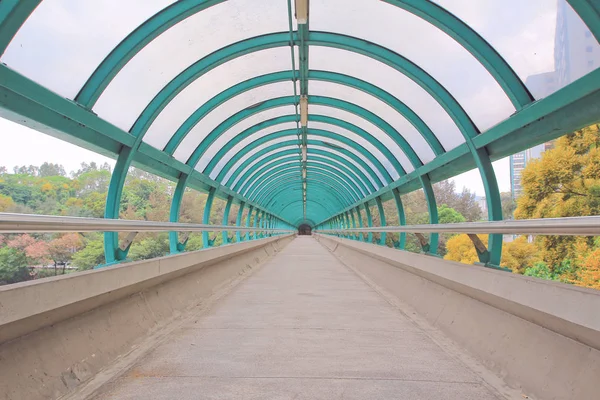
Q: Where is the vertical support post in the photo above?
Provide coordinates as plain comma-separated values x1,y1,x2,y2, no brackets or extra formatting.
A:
202,187,216,248
375,196,387,246
221,195,233,245
235,201,246,242
420,175,438,255
349,208,358,240
392,189,406,250
343,212,351,239
245,205,254,241
355,206,364,242
252,208,260,240
364,202,373,243
169,173,190,254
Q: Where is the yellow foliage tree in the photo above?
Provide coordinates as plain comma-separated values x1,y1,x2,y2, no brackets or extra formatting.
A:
0,194,15,212
515,124,600,268
444,234,487,265
501,236,540,274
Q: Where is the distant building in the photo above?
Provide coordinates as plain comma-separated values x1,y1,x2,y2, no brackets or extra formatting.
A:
510,0,598,199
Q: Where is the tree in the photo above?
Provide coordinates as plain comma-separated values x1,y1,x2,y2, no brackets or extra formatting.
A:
500,192,516,220
47,234,83,275
0,247,30,285
444,234,486,265
501,236,540,274
71,235,105,270
0,194,15,211
574,249,600,290
39,162,66,177
515,124,600,269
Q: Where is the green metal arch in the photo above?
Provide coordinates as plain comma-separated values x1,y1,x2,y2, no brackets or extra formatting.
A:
252,167,360,207
210,115,402,183
209,128,390,187
185,95,420,171
163,70,444,156
235,144,382,195
240,157,368,201
253,172,357,209
238,155,372,199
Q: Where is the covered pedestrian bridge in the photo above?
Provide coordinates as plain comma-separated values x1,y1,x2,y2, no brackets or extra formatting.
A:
0,1,599,399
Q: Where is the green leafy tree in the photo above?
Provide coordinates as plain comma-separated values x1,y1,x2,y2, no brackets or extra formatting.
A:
72,235,105,270
0,247,30,284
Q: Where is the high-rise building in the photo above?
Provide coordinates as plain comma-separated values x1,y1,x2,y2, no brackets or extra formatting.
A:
510,0,598,199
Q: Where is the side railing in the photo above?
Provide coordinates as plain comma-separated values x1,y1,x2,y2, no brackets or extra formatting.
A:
315,215,600,270
0,212,295,268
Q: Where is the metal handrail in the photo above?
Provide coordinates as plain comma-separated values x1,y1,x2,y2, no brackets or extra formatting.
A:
316,216,600,236
0,213,295,234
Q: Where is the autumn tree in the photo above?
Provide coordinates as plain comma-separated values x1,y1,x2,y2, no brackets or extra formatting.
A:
515,124,600,269
0,194,15,211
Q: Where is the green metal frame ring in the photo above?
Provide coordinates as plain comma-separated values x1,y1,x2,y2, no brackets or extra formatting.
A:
258,179,349,215
238,155,372,199
240,158,368,201
252,169,359,207
163,70,444,157
185,95,421,171
244,160,369,202
211,116,402,183
210,129,390,187
253,173,356,209
236,146,379,195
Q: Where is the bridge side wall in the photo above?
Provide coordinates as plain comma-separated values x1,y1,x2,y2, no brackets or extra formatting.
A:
0,234,294,400
315,234,600,400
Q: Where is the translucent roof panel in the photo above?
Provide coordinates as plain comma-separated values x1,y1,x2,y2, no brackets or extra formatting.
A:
92,0,290,131
309,142,380,189
1,0,176,99
310,0,515,131
309,47,464,150
235,153,299,191
209,122,298,180
433,0,600,99
194,104,297,171
309,80,436,163
171,82,292,163
144,48,295,150
227,146,298,188
309,105,414,173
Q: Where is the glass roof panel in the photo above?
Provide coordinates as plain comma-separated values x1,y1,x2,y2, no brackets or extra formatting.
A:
144,48,295,150
169,82,292,163
309,121,399,181
310,0,514,131
309,142,380,189
194,104,297,171
309,105,414,173
309,47,464,150
1,0,176,99
309,80,436,163
92,0,290,131
209,122,298,179
433,0,600,99
227,146,298,188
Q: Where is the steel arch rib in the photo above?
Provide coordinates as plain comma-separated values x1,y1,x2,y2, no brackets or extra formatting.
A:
211,116,401,183
262,180,351,215
238,155,372,199
185,95,421,171
239,157,369,201
246,161,368,202
235,146,380,195
210,129,390,187
256,177,350,212
252,169,360,207
49,0,535,110
253,173,356,208
163,70,444,156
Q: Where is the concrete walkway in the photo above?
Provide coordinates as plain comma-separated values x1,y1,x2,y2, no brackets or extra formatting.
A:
93,237,503,399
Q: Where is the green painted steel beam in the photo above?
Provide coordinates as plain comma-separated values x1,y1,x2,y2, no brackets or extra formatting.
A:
206,129,390,187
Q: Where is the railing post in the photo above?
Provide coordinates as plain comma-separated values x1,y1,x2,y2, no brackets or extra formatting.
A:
349,208,358,240
355,205,364,241
221,195,233,245
252,208,260,240
376,196,387,246
364,202,373,243
169,173,190,254
420,175,439,255
245,205,254,241
202,187,216,248
392,189,406,250
235,201,245,242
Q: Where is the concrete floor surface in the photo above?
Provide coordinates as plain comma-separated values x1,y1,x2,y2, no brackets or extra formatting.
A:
92,237,503,400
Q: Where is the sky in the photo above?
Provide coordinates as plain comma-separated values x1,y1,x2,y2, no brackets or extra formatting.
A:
0,0,591,199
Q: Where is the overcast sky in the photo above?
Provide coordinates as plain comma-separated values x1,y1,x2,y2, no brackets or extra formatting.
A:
0,0,585,198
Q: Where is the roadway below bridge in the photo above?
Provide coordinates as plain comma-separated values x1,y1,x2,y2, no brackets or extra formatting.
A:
92,236,505,400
